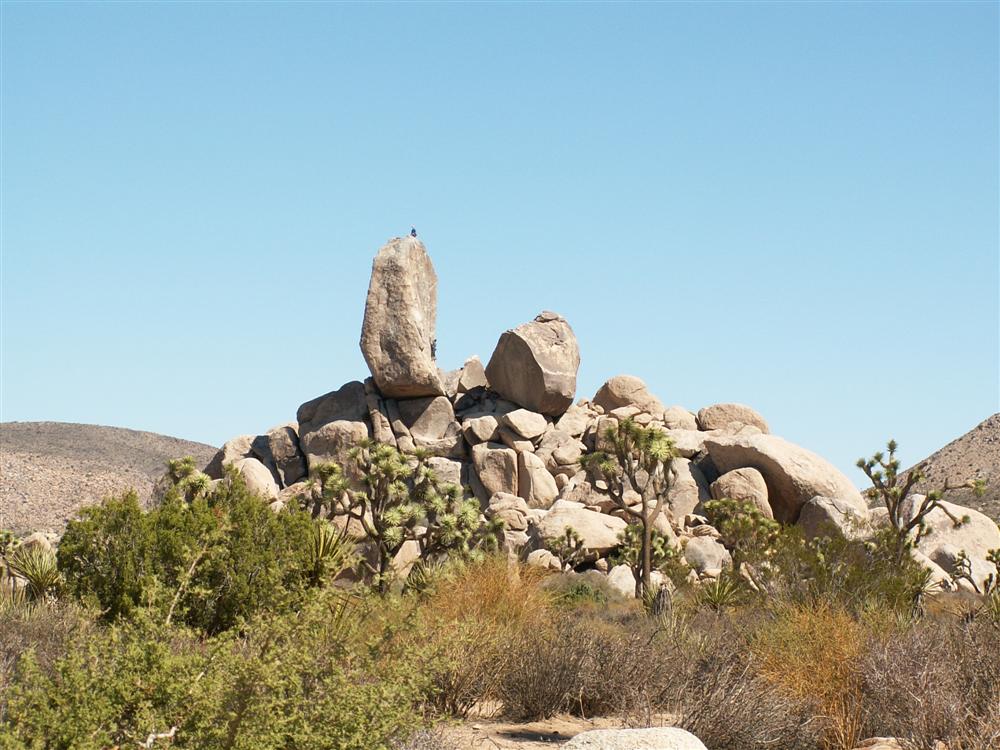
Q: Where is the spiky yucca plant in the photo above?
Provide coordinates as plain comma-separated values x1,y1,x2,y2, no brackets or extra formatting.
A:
857,440,985,563
165,456,212,502
579,418,678,598
545,526,587,572
7,544,61,602
312,441,502,593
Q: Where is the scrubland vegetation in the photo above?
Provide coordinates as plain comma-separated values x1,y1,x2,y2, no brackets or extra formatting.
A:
1,454,998,750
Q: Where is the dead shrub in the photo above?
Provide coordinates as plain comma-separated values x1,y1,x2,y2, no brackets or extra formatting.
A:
412,557,552,718
857,616,1000,749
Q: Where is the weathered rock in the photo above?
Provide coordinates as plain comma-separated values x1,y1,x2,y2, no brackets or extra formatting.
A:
297,381,369,436
232,457,279,500
518,451,559,509
426,456,463,487
526,548,562,571
704,433,865,524
535,506,627,555
684,536,731,574
498,427,535,453
457,355,489,393
359,236,444,398
471,443,519,499
20,532,54,555
607,564,637,598
487,492,530,531
501,408,549,441
900,496,1000,590
798,495,868,540
463,415,500,445
485,311,580,416
593,375,665,414
710,467,772,519
300,420,371,471
257,424,307,487
556,404,596,438
697,403,769,434
204,434,254,479
397,396,455,442
668,458,712,519
563,727,707,750
662,406,698,431
365,379,398,446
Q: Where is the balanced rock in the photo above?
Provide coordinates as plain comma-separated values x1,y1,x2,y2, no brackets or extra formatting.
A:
593,375,665,415
710,467,772,519
485,311,580,417
697,403,769,433
563,727,707,750
704,433,865,524
359,236,444,398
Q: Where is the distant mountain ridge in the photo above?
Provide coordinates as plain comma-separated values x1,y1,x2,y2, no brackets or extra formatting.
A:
0,421,217,534
905,413,1000,523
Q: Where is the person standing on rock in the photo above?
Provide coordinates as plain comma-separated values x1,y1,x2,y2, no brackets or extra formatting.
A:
410,227,417,237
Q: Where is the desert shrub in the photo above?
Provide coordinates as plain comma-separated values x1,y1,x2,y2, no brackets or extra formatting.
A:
57,476,328,633
496,615,596,719
409,557,551,718
748,601,865,748
857,617,1000,749
0,589,435,750
0,601,94,723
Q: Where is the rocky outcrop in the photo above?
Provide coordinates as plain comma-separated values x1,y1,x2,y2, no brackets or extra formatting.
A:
563,727,707,750
704,433,865,524
593,375,665,415
535,506,627,556
359,237,444,398
710,467,772,518
697,403,769,434
485,311,580,417
900,495,1000,590
798,495,867,540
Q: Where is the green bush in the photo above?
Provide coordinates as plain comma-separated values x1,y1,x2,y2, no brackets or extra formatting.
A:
0,590,433,750
57,475,324,633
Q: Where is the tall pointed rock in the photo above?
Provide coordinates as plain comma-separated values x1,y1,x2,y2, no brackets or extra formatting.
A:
360,236,445,398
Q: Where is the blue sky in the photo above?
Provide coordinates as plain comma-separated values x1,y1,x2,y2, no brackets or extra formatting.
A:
2,1,997,481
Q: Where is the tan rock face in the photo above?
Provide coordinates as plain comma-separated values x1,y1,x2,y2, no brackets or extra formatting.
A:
798,495,867,539
901,496,1000,589
471,443,519,498
667,458,712,519
296,381,369,436
359,237,444,398
593,375,665,414
232,457,279,500
204,434,254,479
697,403,769,433
535,506,627,555
299,420,371,473
517,450,559,509
256,424,306,487
485,311,580,417
704,433,865,524
501,408,548,441
710,467,772,519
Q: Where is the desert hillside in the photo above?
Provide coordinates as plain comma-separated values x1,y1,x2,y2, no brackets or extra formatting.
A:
0,421,217,534
907,413,1000,522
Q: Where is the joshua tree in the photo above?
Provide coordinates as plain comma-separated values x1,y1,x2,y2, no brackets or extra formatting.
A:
857,439,985,563
611,523,689,595
579,418,678,598
312,441,501,592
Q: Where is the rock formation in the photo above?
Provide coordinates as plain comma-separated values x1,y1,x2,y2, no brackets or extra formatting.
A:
197,234,998,599
485,311,580,416
359,236,444,398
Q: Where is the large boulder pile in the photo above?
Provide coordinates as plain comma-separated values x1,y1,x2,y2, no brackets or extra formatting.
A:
202,235,999,596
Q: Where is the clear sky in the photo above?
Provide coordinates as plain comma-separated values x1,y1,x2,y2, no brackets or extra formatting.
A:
2,1,997,482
